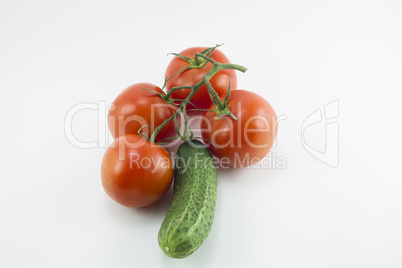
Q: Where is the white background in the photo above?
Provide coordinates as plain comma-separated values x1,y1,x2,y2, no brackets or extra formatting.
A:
1,0,401,267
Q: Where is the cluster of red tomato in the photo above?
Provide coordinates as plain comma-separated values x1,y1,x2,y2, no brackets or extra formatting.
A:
101,47,278,208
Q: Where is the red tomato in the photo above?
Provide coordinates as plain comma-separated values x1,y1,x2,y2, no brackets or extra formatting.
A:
165,47,237,111
101,134,173,207
108,83,178,142
201,90,278,168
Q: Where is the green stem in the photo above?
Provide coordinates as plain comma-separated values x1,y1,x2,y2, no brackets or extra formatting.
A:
186,108,216,112
149,50,247,143
150,83,203,143
204,78,223,109
163,85,193,100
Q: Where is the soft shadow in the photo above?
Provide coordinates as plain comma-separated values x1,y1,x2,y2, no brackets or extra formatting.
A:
216,165,249,178
130,184,174,217
103,184,174,227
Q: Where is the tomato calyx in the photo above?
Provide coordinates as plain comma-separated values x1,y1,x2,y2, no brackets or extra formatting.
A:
167,44,222,73
205,74,238,120
149,45,247,144
160,44,226,105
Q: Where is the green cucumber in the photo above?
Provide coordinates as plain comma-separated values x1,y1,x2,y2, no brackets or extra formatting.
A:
158,140,217,259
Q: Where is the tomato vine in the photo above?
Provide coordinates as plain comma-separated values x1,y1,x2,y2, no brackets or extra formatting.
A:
147,46,247,144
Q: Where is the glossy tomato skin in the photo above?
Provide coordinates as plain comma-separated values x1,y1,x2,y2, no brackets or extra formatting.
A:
201,90,278,168
165,47,237,111
108,83,178,142
101,134,173,207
